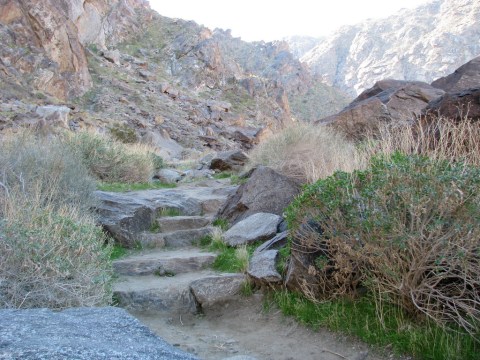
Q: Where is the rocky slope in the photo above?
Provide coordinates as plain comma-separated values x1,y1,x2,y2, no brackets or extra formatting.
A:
0,1,348,158
300,0,480,96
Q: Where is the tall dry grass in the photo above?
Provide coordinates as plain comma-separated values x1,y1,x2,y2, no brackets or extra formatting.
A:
0,132,112,309
65,130,156,183
248,123,364,183
361,116,480,166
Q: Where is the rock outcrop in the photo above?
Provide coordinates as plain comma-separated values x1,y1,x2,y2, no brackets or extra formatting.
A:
0,307,198,359
431,55,480,92
322,80,445,140
300,0,480,96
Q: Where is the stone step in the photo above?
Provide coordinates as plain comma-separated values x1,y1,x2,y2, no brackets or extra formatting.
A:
113,248,217,276
156,215,212,233
113,271,246,314
137,226,215,249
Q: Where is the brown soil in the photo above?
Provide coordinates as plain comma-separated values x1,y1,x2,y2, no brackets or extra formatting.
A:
133,294,411,360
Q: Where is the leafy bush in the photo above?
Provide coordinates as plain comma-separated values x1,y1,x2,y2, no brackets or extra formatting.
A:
248,123,363,183
0,132,112,309
65,131,155,183
286,153,480,335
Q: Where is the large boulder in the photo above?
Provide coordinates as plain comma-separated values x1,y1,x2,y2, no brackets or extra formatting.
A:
424,87,480,122
322,79,445,140
0,307,197,360
223,213,282,246
209,150,249,172
216,166,301,225
431,56,480,93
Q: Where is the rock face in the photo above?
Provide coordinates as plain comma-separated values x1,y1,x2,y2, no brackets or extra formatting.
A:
424,87,480,121
324,80,445,140
300,0,480,96
0,1,348,155
223,212,282,246
431,55,480,92
0,0,148,100
0,307,197,360
217,166,302,225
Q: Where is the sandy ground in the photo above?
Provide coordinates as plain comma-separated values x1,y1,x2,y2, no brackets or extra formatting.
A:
133,294,411,360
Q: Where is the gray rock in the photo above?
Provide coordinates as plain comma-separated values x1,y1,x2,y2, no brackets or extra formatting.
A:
181,169,215,182
217,166,301,225
96,186,234,247
163,227,215,248
113,249,217,276
223,213,281,246
248,250,282,284
209,150,249,172
155,168,184,183
139,70,156,81
223,356,259,360
190,273,246,308
156,215,212,232
0,307,197,359
254,231,289,255
102,49,121,65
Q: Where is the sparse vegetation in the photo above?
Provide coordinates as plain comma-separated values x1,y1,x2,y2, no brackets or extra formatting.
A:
157,207,182,217
212,218,229,231
65,131,156,183
97,181,175,192
0,132,112,309
248,123,364,183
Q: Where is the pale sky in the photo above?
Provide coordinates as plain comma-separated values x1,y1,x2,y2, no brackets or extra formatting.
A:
149,0,431,42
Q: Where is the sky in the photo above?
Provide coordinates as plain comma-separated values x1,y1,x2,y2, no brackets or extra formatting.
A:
148,0,431,42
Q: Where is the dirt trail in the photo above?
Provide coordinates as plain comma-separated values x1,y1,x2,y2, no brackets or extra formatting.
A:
133,294,410,360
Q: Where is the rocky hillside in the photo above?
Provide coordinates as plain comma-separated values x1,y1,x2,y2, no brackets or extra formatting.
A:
300,0,480,96
0,0,348,159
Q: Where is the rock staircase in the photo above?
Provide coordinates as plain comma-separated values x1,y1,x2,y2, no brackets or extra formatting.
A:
110,181,246,315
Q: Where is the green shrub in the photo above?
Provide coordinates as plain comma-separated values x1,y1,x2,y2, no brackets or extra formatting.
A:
65,131,154,183
286,153,480,335
110,124,138,144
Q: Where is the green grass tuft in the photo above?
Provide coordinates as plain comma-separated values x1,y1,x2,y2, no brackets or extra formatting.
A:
97,181,176,192
157,207,182,217
212,218,229,231
110,244,128,260
273,291,480,360
213,172,232,179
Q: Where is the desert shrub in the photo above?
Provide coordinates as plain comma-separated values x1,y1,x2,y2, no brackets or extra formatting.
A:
0,132,112,309
362,116,480,166
248,123,363,183
0,208,112,308
286,153,480,335
0,132,97,213
65,131,155,183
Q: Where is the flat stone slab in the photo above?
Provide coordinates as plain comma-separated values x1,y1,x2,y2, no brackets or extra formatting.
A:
163,227,214,247
114,273,205,313
0,307,197,360
113,248,217,276
157,216,212,232
223,213,282,246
